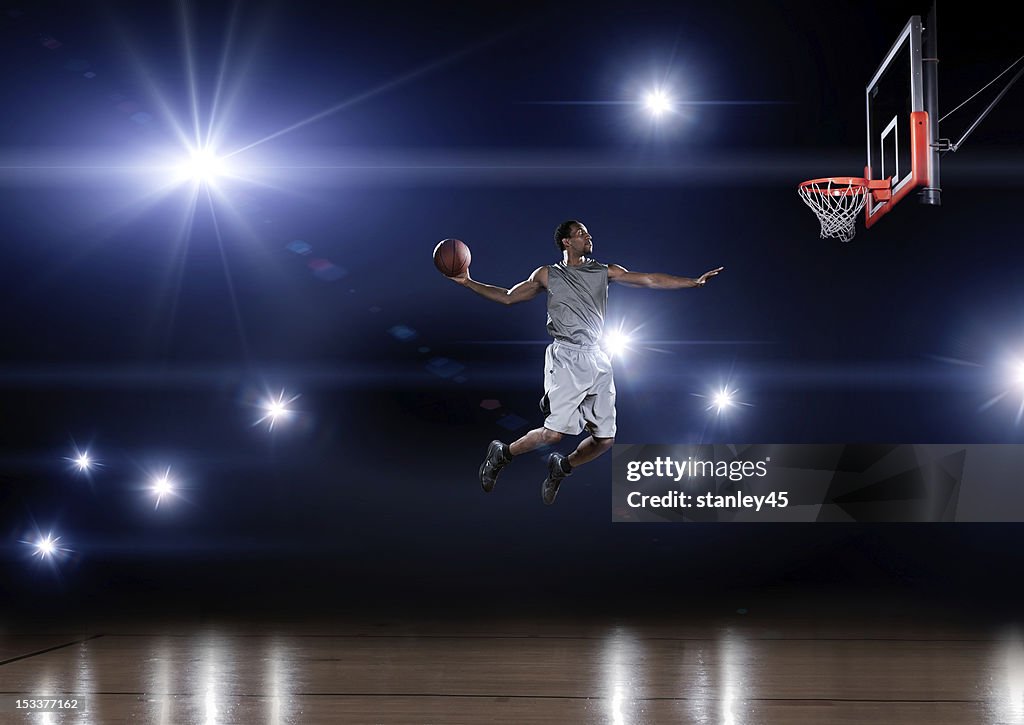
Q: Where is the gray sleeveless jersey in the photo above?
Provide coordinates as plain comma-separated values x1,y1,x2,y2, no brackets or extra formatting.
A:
545,259,609,346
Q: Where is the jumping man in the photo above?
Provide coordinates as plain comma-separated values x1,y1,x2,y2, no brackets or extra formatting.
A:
448,220,723,504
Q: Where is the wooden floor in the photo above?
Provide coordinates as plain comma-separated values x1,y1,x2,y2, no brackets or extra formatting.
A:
1,611,1023,724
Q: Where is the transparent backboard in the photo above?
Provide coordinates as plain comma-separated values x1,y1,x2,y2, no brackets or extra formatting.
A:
865,16,931,227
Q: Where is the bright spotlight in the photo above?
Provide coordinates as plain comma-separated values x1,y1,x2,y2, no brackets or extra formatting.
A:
697,385,752,415
981,357,1024,425
153,476,173,494
178,147,226,184
644,90,672,117
151,469,175,507
65,444,101,476
256,390,300,431
604,329,633,358
1013,361,1024,389
23,532,70,561
68,449,94,473
36,536,56,558
711,388,735,412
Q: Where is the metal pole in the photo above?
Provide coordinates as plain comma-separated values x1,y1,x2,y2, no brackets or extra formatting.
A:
921,1,942,205
951,61,1024,152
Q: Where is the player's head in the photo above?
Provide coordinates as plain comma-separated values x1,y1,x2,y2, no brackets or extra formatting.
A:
554,220,593,255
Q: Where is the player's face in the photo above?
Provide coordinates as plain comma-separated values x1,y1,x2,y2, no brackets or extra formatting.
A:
565,224,593,255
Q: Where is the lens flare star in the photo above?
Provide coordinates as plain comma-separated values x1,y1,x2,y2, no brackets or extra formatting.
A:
35,535,57,558
603,329,634,358
1013,361,1024,390
694,384,754,416
711,387,736,412
65,443,102,478
644,89,673,117
74,452,92,470
979,357,1024,425
69,450,94,473
20,531,72,563
151,468,176,508
177,146,228,185
256,390,300,431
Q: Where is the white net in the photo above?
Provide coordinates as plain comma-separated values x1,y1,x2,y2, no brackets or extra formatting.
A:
797,179,871,243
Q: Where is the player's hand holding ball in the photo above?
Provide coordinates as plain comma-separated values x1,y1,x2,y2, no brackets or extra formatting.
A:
433,238,472,284
695,266,724,287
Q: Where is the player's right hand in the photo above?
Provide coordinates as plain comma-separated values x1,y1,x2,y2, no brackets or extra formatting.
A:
448,269,471,285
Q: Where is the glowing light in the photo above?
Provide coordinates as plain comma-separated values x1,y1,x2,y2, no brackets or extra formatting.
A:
151,469,175,507
604,329,633,358
268,399,287,418
178,147,226,184
644,89,672,117
65,445,98,474
153,476,173,495
611,686,625,725
993,629,1024,723
256,390,300,431
22,531,71,561
65,444,102,478
35,536,57,558
602,630,637,725
711,388,735,413
1013,361,1024,389
979,356,1024,424
694,384,753,415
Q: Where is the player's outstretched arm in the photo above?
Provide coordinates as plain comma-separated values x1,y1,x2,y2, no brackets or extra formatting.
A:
608,264,723,289
449,266,548,305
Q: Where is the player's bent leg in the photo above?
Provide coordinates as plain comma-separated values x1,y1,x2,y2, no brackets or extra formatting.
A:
567,435,615,468
509,427,563,456
543,436,613,505
479,440,512,493
541,451,571,505
481,428,564,494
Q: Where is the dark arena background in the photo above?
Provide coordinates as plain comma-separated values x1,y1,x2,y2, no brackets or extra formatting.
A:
2,1,1023,722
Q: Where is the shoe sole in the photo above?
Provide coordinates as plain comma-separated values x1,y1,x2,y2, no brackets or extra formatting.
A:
480,441,504,493
542,454,566,504
480,462,495,492
542,480,560,505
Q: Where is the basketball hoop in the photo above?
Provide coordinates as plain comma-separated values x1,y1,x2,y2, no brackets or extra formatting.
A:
798,177,891,242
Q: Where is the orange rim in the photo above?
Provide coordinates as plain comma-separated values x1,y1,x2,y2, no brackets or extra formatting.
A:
798,177,870,196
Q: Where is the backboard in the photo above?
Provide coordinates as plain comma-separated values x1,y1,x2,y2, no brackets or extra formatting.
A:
864,15,938,228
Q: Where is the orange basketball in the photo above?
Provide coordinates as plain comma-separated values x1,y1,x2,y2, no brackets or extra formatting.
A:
433,238,471,277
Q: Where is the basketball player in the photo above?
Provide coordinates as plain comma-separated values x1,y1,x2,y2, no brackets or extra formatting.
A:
448,220,723,504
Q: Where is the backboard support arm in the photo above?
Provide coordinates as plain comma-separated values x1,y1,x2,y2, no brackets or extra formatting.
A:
934,61,1024,154
920,1,941,205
